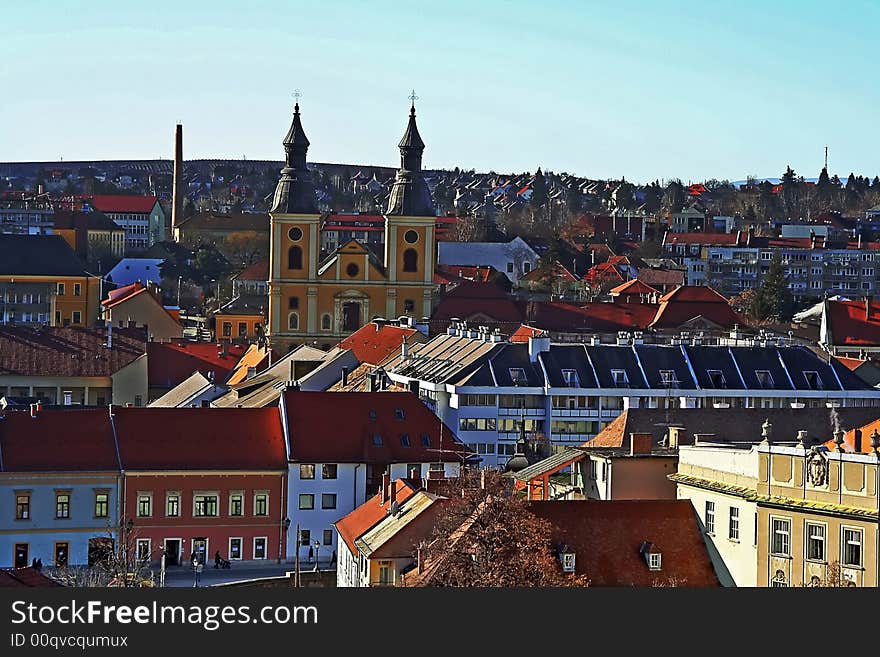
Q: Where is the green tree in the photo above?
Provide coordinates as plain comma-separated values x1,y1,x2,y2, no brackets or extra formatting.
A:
750,251,794,321
530,168,548,209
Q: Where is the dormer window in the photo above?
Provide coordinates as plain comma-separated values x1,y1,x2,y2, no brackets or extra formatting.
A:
649,553,662,570
707,370,726,388
755,370,774,389
804,371,822,390
509,368,526,385
562,369,580,387
611,369,629,387
395,408,406,420
640,541,661,570
659,370,678,387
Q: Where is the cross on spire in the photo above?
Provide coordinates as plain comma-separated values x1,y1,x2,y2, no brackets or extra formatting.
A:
292,89,302,111
409,89,418,113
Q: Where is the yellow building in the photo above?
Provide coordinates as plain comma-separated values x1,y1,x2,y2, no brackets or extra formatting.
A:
267,102,436,351
0,234,100,328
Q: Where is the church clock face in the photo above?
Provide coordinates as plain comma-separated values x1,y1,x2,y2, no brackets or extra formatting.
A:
404,230,419,244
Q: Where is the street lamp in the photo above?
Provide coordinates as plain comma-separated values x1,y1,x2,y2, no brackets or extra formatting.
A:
313,540,321,572
278,517,290,564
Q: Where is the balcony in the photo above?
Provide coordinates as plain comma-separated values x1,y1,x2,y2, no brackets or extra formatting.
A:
551,408,599,417
499,407,545,416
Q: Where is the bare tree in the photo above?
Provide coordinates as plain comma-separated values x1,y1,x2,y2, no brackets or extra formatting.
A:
409,470,588,587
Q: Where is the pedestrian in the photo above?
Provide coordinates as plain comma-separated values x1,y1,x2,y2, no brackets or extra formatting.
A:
331,549,337,566
193,558,203,587
36,558,42,572
31,557,38,570
214,550,221,569
308,545,314,563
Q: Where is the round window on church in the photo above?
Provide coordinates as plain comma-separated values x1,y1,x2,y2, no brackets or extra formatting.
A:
404,230,419,244
346,263,360,277
288,227,303,242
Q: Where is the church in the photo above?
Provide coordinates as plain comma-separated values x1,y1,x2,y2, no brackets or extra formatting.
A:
267,101,437,351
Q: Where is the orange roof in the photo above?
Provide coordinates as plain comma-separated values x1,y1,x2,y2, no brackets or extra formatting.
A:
835,356,868,372
102,282,146,308
510,325,545,343
339,322,421,366
334,479,421,555
225,344,272,385
583,412,628,448
823,417,880,454
609,279,659,296
235,260,269,281
825,300,880,346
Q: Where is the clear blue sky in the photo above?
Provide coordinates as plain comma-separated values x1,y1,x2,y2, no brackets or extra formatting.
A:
2,0,878,184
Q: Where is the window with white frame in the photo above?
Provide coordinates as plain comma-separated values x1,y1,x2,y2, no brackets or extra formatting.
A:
165,492,180,517
771,517,791,556
648,553,661,570
136,538,151,563
136,493,152,517
842,527,862,567
229,493,243,517
253,537,267,560
254,492,269,517
193,493,219,517
806,522,826,562
229,538,242,560
729,506,739,540
705,501,715,534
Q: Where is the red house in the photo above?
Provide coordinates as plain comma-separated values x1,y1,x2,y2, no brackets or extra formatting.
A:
114,407,288,567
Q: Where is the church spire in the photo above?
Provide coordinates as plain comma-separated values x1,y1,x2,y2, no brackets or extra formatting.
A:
385,93,434,217
270,99,317,214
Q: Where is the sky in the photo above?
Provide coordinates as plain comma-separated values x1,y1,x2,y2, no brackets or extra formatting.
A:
1,0,878,184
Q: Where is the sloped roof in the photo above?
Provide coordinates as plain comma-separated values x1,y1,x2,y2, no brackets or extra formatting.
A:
0,234,87,277
334,478,421,555
0,326,146,377
88,195,158,214
0,569,63,587
234,259,269,281
102,282,146,308
113,407,286,470
0,408,120,472
609,279,659,296
824,417,880,454
147,371,214,407
825,300,880,346
528,500,719,586
650,286,742,329
225,344,273,386
339,322,424,366
146,341,247,388
509,325,545,343
283,391,470,463
355,491,446,559
174,212,269,232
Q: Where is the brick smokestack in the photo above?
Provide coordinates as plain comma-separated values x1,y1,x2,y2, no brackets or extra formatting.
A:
171,123,184,240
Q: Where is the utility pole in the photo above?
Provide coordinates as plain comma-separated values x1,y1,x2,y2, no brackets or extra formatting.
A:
293,524,301,587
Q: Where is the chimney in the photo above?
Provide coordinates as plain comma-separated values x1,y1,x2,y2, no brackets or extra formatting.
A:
341,366,349,387
528,332,550,363
247,366,257,380
401,340,409,360
629,433,653,456
380,471,390,504
410,467,421,483
853,428,862,453
368,371,378,392
480,469,487,490
389,480,398,506
171,123,184,239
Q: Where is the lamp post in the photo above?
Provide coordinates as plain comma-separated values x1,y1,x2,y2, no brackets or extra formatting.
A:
313,540,321,572
177,276,182,308
278,517,290,564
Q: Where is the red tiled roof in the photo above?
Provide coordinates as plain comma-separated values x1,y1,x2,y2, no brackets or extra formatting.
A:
583,412,628,448
650,286,742,329
834,356,867,372
823,417,880,454
225,344,272,386
529,500,719,586
509,325,545,343
102,282,146,308
146,341,248,388
432,283,524,323
0,327,146,378
520,261,578,284
87,195,158,214
334,478,421,555
584,262,625,282
283,391,470,464
609,279,659,296
0,568,63,587
434,264,500,284
339,323,420,366
234,260,269,281
113,407,286,470
826,300,880,346
0,408,119,472
528,301,657,333
637,268,685,288
658,285,728,304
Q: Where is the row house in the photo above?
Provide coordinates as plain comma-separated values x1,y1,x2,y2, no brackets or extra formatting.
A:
280,390,470,562
663,231,880,299
672,419,880,587
0,406,287,569
374,328,880,468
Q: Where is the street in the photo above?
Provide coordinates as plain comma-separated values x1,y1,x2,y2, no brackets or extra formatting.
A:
152,558,335,587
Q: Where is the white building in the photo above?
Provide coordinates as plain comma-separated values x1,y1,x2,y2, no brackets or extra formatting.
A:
438,237,540,283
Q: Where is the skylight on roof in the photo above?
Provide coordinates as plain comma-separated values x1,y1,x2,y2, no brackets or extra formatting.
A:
755,370,774,389
804,371,823,390
706,370,726,388
509,368,526,385
562,369,580,387
611,369,629,387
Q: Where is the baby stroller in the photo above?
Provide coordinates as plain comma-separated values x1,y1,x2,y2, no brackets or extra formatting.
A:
219,558,231,569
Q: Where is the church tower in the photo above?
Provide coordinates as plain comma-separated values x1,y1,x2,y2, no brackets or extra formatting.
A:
267,102,321,350
384,99,436,320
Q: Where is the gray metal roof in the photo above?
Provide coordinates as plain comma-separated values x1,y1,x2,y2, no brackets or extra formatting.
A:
512,448,585,482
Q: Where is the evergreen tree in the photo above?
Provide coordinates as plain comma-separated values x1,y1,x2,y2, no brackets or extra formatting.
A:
530,167,548,208
750,251,794,321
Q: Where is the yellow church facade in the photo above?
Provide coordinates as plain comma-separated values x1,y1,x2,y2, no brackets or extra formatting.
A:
267,102,436,351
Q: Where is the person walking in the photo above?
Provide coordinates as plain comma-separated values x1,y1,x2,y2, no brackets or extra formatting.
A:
214,551,221,569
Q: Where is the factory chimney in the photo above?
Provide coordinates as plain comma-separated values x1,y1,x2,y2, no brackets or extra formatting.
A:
171,124,184,241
